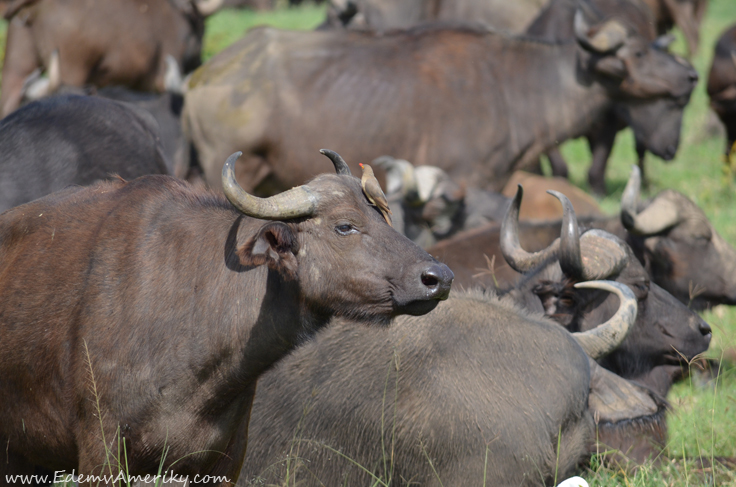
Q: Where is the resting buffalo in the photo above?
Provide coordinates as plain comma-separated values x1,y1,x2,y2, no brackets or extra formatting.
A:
184,11,696,195
375,156,602,248
707,24,736,165
430,166,736,311
240,282,659,486
0,94,171,214
0,151,453,484
0,0,223,117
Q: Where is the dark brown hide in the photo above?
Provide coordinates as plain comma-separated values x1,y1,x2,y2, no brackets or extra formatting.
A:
0,0,208,117
0,167,452,484
184,20,695,195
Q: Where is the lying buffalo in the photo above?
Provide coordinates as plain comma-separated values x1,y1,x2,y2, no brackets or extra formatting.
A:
0,94,170,214
707,23,736,165
430,166,736,311
499,189,711,397
240,282,656,486
375,156,602,247
183,10,696,195
0,0,223,117
238,197,693,485
0,151,453,484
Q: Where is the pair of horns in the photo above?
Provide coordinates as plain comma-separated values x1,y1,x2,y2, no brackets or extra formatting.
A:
620,165,681,235
500,186,636,359
221,149,351,220
501,186,628,280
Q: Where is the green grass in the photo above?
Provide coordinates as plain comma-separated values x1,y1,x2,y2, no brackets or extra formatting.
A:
1,0,735,485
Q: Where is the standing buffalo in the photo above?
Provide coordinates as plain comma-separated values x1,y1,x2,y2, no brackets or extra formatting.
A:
0,94,170,213
184,11,696,195
0,151,453,484
527,0,695,193
0,0,223,117
708,24,736,165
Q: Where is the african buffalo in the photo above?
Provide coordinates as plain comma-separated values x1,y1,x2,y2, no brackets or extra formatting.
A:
239,281,656,486
375,156,602,247
527,0,694,193
0,94,171,214
0,0,223,117
499,188,711,396
707,23,736,165
0,151,453,485
184,10,696,195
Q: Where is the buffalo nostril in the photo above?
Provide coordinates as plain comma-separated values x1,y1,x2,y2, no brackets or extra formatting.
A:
421,264,454,300
422,274,439,287
699,321,712,336
689,70,699,83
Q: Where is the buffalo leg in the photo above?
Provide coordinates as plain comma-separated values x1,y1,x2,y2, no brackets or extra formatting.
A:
0,19,40,117
547,147,569,178
586,116,619,196
636,140,648,189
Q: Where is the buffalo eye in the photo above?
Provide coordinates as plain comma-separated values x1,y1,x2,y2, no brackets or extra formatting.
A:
635,50,645,58
335,223,359,236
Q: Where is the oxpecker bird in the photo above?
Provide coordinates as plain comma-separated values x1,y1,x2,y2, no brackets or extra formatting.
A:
359,163,393,226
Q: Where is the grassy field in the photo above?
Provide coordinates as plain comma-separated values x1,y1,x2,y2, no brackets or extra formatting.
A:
0,0,734,485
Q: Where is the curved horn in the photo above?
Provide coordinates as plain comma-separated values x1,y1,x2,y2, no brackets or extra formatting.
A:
572,280,638,359
222,152,318,220
500,185,560,273
195,0,223,16
547,190,584,279
620,165,680,235
319,149,352,176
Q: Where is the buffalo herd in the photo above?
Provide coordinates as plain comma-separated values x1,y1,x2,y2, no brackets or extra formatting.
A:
0,0,734,486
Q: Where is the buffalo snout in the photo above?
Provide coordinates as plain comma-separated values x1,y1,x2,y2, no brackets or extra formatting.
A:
395,261,454,316
421,263,454,300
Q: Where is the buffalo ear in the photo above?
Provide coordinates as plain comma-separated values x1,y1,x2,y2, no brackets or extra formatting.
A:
236,222,299,279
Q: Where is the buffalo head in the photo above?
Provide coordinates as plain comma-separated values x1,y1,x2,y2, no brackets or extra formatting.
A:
575,10,697,160
621,165,736,309
501,186,711,391
223,149,454,323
